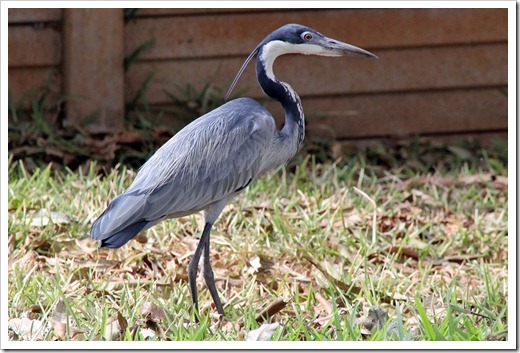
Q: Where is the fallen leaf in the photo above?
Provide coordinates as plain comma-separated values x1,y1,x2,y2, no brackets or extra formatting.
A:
140,302,165,321
50,301,67,324
314,307,350,327
117,312,128,334
53,322,67,340
25,304,45,320
139,327,156,339
221,319,242,333
386,246,420,261
29,209,71,228
9,318,47,340
50,301,68,340
249,256,262,273
246,322,280,341
315,292,333,315
103,312,127,341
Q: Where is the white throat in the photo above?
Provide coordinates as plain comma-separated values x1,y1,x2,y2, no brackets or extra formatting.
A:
259,40,336,80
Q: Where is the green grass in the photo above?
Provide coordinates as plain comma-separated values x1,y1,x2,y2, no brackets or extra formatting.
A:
7,144,508,341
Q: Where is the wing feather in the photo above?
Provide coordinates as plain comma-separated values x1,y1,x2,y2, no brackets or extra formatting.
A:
139,100,274,219
92,98,275,240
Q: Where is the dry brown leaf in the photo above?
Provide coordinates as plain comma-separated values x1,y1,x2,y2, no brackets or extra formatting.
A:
117,312,128,333
315,292,333,315
53,322,67,340
103,312,128,341
386,246,420,261
140,302,165,321
49,300,68,339
25,304,45,320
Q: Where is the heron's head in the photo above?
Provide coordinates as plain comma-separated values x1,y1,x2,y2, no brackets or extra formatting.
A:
225,23,377,99
261,23,378,59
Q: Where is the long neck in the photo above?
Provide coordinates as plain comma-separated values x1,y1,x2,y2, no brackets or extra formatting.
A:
256,42,305,148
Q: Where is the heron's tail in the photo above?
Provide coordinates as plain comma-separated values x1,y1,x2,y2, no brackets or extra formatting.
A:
93,219,148,248
90,193,149,248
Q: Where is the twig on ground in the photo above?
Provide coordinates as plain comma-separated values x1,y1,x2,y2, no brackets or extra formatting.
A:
255,297,288,324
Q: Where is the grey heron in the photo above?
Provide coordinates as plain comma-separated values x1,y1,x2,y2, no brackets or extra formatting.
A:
90,23,377,319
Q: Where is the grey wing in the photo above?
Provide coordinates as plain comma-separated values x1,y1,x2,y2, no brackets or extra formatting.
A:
138,104,275,219
91,98,275,240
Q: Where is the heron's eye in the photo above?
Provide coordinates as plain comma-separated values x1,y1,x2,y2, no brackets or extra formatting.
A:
302,32,313,41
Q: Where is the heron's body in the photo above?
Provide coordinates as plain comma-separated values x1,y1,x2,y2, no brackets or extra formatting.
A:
92,98,280,247
91,23,376,319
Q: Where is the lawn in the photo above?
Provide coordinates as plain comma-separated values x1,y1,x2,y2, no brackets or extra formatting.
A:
7,140,508,342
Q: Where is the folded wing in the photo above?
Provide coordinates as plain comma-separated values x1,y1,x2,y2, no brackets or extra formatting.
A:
90,98,275,247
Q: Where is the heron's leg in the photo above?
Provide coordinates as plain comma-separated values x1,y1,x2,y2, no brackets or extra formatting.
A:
198,198,228,317
187,222,212,321
202,230,225,315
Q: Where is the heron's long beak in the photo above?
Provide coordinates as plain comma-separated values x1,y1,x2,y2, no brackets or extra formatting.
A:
323,37,378,59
